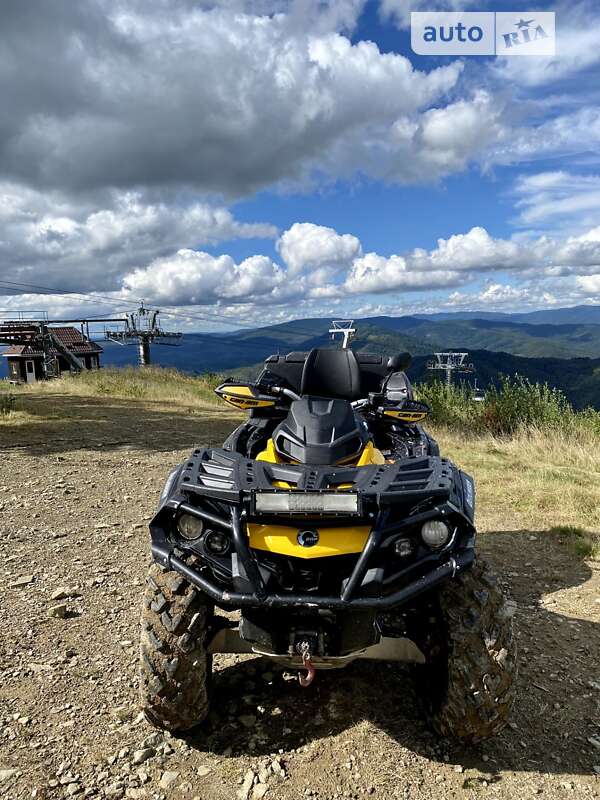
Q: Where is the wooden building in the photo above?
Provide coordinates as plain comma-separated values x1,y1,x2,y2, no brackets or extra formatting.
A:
3,326,103,384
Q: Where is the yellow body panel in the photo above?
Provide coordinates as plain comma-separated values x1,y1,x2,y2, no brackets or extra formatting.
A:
255,438,385,472
356,441,385,465
247,522,371,559
256,439,284,463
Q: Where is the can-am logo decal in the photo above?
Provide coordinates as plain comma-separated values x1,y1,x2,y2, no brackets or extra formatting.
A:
411,11,555,56
297,529,320,547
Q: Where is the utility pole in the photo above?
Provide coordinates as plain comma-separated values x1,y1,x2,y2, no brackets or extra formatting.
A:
426,352,474,387
329,320,356,349
104,303,182,365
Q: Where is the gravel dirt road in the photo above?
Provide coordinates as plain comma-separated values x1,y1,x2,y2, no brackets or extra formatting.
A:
1,395,599,800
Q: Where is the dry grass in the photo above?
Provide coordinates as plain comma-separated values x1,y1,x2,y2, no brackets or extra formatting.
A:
435,425,600,554
0,367,222,410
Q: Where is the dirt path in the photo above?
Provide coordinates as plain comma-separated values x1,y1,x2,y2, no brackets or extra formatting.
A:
0,397,599,800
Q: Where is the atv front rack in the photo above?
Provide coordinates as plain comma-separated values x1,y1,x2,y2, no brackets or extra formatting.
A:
177,447,455,509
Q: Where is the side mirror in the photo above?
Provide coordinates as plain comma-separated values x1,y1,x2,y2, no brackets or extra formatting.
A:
387,352,412,372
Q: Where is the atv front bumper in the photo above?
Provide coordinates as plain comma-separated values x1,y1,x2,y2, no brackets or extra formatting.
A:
150,500,475,611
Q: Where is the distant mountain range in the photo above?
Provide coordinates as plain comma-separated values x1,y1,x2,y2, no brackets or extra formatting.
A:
2,304,600,408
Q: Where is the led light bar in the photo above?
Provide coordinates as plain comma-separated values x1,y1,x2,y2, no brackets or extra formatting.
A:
254,491,359,515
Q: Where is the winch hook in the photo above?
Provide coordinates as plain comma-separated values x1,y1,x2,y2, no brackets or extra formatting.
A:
297,639,316,688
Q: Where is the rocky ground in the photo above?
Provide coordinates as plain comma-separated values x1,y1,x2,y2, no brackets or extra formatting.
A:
0,395,599,800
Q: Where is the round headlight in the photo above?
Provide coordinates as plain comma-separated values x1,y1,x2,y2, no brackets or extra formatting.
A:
421,520,450,549
177,513,204,541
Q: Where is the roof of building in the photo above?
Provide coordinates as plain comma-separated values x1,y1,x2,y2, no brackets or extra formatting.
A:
3,326,103,358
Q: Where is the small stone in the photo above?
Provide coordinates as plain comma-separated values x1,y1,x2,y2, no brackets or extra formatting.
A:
50,587,78,601
48,603,68,619
588,736,600,751
593,766,600,775
66,783,81,796
0,769,19,782
237,770,256,800
142,733,163,748
132,748,155,765
252,785,268,800
10,575,35,588
159,771,180,790
197,766,212,778
454,765,464,773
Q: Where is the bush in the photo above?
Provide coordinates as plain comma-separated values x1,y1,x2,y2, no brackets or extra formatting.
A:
416,375,600,438
0,395,15,416
483,376,572,435
415,380,483,431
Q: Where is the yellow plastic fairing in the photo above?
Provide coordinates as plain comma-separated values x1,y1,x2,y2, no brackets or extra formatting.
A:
255,438,384,470
355,441,385,465
256,439,284,464
247,523,370,559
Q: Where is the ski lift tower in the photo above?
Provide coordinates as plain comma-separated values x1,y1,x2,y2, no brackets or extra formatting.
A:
104,303,182,366
329,320,356,349
426,352,474,387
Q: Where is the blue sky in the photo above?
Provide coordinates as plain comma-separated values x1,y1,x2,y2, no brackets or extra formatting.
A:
1,0,600,329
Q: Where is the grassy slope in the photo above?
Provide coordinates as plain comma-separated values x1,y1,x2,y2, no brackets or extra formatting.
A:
437,427,599,558
0,366,221,408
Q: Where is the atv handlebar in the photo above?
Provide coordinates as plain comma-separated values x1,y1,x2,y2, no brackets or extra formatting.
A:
271,384,370,408
271,385,301,402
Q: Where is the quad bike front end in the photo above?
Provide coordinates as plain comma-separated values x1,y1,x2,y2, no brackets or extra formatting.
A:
139,347,517,743
149,448,476,660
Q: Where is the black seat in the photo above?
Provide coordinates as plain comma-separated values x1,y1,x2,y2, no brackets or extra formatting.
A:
300,348,362,400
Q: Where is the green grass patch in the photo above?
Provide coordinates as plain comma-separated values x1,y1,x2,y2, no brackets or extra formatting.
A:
549,525,600,560
417,375,600,438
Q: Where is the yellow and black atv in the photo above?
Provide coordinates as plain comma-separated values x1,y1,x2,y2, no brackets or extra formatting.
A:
140,348,517,742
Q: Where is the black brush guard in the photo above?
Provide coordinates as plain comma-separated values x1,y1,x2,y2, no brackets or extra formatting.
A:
151,501,475,610
150,448,476,610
